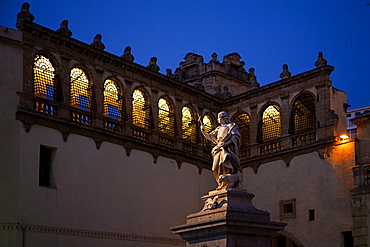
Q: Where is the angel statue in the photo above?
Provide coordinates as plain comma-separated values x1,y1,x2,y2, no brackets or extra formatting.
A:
200,111,242,190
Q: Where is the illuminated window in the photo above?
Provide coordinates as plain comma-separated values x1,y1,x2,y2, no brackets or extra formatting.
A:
234,113,250,147
290,93,316,134
202,114,215,147
261,105,281,142
158,98,175,137
70,68,92,111
132,89,151,129
33,55,55,100
103,79,122,121
182,106,197,143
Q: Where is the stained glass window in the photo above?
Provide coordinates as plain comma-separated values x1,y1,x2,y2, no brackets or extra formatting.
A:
262,105,281,142
132,89,151,129
33,55,55,100
182,106,197,143
291,93,316,134
103,79,121,121
202,114,214,147
158,98,175,137
70,68,91,111
234,113,250,147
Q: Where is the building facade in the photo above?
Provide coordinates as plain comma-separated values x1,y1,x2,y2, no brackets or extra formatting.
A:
0,4,361,247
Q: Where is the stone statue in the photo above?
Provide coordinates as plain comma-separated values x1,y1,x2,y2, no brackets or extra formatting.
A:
222,86,232,100
90,34,105,50
315,52,327,67
166,68,173,77
211,52,219,63
147,57,160,72
56,20,72,37
16,2,35,29
121,46,134,62
279,64,291,79
200,111,242,190
213,86,222,98
248,68,257,83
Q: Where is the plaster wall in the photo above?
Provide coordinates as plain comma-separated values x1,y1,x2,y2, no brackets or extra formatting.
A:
243,143,355,247
0,27,23,223
3,124,215,246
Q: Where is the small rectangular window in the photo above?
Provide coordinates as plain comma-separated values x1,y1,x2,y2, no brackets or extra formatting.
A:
308,209,315,221
342,231,354,247
346,113,352,118
279,198,296,219
39,145,56,188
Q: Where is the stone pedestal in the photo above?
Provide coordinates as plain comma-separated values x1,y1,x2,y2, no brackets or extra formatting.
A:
172,189,286,247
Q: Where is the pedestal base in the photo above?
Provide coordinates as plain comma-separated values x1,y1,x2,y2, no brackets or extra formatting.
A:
172,189,286,247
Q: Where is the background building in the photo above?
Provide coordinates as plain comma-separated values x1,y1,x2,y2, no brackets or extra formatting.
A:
0,4,364,247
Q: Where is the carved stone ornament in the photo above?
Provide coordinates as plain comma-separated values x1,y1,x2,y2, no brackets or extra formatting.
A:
147,57,160,72
202,195,219,211
16,2,35,29
121,46,134,62
315,52,328,67
90,34,105,50
56,20,72,37
280,64,292,79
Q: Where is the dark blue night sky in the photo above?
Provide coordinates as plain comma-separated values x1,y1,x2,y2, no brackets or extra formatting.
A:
1,0,369,109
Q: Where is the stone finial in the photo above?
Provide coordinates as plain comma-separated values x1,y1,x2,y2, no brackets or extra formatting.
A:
147,57,160,72
16,2,35,29
121,46,134,62
315,52,328,67
166,69,173,77
56,20,72,37
90,34,105,50
248,68,257,83
279,64,291,79
211,52,219,63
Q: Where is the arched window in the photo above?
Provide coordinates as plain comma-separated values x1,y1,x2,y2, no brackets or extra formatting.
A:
70,67,92,111
158,98,175,137
234,113,251,148
202,114,215,147
132,89,151,129
33,54,55,100
103,79,122,121
182,106,197,143
261,105,281,142
290,93,316,134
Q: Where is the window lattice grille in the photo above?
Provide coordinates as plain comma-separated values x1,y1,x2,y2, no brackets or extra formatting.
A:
234,113,250,147
103,79,122,121
70,68,92,111
132,89,151,129
33,55,55,100
262,105,281,142
292,94,316,134
182,106,197,143
202,114,214,147
158,98,175,137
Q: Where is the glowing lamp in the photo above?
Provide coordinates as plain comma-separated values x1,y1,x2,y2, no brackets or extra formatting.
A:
339,134,349,142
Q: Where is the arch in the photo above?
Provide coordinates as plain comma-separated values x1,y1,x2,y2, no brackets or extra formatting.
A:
158,97,175,137
258,103,281,142
103,78,124,121
182,105,197,143
233,112,251,147
70,67,94,111
202,113,216,147
33,54,56,100
132,88,152,129
290,93,316,134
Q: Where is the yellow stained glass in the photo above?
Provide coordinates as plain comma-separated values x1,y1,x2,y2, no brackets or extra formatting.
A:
158,98,174,136
70,68,91,111
182,106,196,143
202,114,214,146
234,113,250,147
104,79,121,120
33,55,55,100
262,105,281,142
293,94,315,133
132,89,150,129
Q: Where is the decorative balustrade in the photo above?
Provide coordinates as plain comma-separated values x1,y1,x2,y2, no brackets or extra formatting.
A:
71,110,92,125
104,120,123,133
35,100,57,115
133,128,150,141
259,140,282,155
239,148,250,160
159,135,175,148
292,132,316,147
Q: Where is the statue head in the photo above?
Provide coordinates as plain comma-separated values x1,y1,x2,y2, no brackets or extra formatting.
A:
217,111,229,124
